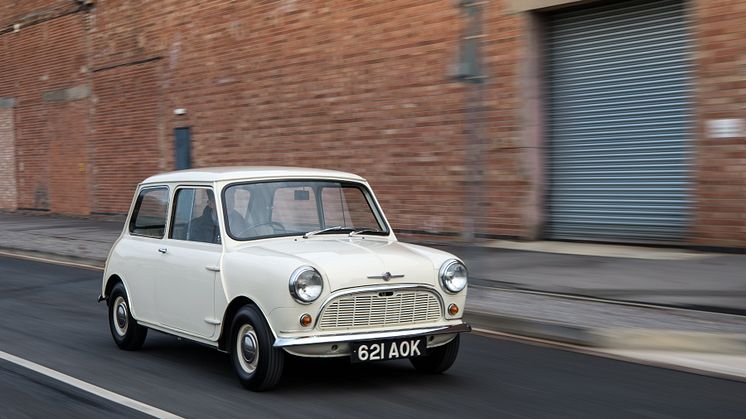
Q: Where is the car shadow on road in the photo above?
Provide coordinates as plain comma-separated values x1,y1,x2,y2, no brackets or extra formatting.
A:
138,331,466,393
280,355,465,393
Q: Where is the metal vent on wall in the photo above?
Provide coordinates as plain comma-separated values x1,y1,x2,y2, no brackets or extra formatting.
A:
546,0,695,243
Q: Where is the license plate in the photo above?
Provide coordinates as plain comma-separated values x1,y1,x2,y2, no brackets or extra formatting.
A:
351,337,427,363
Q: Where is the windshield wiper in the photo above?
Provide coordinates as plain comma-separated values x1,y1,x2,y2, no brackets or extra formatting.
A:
303,225,347,239
348,228,383,237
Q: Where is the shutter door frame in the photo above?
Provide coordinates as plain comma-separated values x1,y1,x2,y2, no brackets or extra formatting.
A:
545,0,696,243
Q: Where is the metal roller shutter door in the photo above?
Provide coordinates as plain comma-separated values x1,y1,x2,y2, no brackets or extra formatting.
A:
546,0,695,243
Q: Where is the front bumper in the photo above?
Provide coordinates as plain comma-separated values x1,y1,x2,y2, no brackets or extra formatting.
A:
273,322,471,348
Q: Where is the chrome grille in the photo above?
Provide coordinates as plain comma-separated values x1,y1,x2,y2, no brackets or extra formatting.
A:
318,289,442,330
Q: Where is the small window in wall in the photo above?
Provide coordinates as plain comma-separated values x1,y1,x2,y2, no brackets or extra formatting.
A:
170,188,221,244
129,187,169,238
174,127,191,170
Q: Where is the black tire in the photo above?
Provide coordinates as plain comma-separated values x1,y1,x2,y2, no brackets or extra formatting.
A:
410,334,460,374
108,282,148,350
230,305,284,391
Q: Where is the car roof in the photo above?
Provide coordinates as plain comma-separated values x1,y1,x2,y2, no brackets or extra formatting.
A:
140,166,366,184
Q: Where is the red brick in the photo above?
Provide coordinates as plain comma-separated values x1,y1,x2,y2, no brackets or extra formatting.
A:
0,0,743,248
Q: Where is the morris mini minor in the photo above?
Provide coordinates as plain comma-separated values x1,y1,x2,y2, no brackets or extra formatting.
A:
100,167,470,390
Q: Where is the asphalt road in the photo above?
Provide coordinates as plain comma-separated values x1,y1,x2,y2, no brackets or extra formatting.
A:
0,255,744,418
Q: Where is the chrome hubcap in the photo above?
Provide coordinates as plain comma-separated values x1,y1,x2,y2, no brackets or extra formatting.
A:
116,304,127,328
242,333,257,364
236,324,259,374
112,296,128,336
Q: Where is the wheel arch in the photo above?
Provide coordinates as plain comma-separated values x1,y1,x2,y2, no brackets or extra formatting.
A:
218,296,272,352
103,274,124,304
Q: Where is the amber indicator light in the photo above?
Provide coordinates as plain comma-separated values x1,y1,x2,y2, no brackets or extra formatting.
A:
299,314,313,327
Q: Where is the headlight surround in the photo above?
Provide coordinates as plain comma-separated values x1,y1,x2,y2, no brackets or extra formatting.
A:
289,266,323,304
439,260,468,294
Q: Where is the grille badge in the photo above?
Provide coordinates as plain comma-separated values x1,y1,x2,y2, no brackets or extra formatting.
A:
367,272,404,281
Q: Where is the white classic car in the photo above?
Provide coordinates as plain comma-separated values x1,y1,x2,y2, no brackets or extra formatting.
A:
100,167,470,391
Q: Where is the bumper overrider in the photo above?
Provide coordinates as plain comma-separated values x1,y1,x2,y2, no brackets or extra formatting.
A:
274,322,470,357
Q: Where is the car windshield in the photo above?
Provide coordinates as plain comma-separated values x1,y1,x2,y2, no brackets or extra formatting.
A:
222,180,389,240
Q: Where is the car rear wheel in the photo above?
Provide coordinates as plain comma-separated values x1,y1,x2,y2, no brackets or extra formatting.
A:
108,282,148,350
230,305,284,391
409,334,460,374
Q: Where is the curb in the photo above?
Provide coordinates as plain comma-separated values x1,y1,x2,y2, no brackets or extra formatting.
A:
464,310,746,355
0,248,105,270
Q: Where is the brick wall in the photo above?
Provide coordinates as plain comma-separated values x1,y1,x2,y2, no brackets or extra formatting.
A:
0,0,77,28
692,0,746,248
155,0,477,236
0,0,530,237
91,62,161,214
1,0,744,248
481,3,527,238
1,9,90,213
0,107,17,210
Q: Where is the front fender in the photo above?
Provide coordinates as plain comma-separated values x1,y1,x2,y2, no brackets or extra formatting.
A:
220,248,326,338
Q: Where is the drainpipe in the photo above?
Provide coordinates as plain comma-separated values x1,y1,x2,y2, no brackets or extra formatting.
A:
454,0,486,241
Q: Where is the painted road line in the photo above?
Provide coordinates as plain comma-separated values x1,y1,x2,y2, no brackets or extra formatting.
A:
0,350,182,419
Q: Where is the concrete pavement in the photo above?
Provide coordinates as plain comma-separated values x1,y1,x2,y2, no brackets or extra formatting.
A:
0,212,120,263
1,211,746,380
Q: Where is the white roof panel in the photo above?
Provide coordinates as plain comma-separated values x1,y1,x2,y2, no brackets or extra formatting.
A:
141,166,366,184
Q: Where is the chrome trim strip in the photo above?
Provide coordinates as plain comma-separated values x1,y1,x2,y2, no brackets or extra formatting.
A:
273,322,471,348
367,272,405,281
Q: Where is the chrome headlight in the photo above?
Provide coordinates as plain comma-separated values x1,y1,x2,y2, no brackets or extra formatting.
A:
439,260,468,294
289,266,323,304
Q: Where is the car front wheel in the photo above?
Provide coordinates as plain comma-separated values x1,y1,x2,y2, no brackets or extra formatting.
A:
409,334,460,374
230,305,284,391
108,282,148,350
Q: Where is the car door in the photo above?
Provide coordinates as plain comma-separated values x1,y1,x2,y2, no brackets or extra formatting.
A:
119,186,171,324
156,186,221,339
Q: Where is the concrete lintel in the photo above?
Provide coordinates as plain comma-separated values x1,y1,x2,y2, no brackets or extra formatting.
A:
42,85,90,102
508,0,592,13
0,97,15,108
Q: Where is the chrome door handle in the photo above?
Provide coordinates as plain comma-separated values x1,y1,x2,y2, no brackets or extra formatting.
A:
158,248,167,254
205,266,220,272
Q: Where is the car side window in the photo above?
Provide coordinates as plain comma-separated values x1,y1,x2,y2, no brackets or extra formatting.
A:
129,187,169,238
170,188,221,244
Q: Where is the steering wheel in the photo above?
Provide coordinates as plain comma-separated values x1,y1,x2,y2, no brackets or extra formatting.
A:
237,221,286,237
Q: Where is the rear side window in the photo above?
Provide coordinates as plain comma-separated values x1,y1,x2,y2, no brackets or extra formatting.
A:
129,187,169,238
